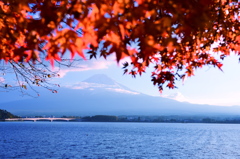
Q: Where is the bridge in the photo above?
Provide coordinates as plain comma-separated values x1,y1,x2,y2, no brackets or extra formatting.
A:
5,118,76,122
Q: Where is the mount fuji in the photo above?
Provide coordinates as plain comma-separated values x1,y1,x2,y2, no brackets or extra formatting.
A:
70,74,141,95
1,74,240,116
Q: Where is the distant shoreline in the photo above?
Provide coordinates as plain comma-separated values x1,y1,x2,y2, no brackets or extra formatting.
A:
3,121,240,125
2,113,240,124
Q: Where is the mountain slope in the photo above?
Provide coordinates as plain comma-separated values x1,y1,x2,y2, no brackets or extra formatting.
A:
0,109,19,119
0,74,240,116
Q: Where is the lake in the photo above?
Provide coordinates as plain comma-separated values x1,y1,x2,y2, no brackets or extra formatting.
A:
1,122,240,159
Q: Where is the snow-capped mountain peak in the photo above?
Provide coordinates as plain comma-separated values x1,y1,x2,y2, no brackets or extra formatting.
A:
83,74,116,86
71,74,140,95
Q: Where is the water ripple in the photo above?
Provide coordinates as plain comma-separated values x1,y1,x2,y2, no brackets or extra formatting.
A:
1,122,240,158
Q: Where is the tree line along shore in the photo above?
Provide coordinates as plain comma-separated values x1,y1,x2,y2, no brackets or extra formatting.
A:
2,109,240,124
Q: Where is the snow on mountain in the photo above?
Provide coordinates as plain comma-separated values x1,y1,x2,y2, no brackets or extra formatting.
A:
163,92,188,102
1,74,240,116
70,74,140,95
83,74,117,85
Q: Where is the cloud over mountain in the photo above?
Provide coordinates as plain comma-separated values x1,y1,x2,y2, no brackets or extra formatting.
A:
55,59,115,78
66,74,140,95
1,74,240,116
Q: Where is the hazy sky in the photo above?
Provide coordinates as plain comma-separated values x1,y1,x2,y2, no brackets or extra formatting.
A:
1,51,239,107
50,53,240,107
1,5,239,108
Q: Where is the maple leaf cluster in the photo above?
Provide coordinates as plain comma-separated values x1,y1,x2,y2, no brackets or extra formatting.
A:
0,0,239,92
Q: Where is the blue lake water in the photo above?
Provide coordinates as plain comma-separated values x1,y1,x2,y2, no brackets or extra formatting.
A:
1,122,240,159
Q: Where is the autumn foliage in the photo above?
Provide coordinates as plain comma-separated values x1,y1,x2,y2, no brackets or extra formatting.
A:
0,0,239,91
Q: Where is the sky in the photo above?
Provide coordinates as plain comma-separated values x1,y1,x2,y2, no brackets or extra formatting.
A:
44,52,240,107
1,52,240,107
0,4,237,107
